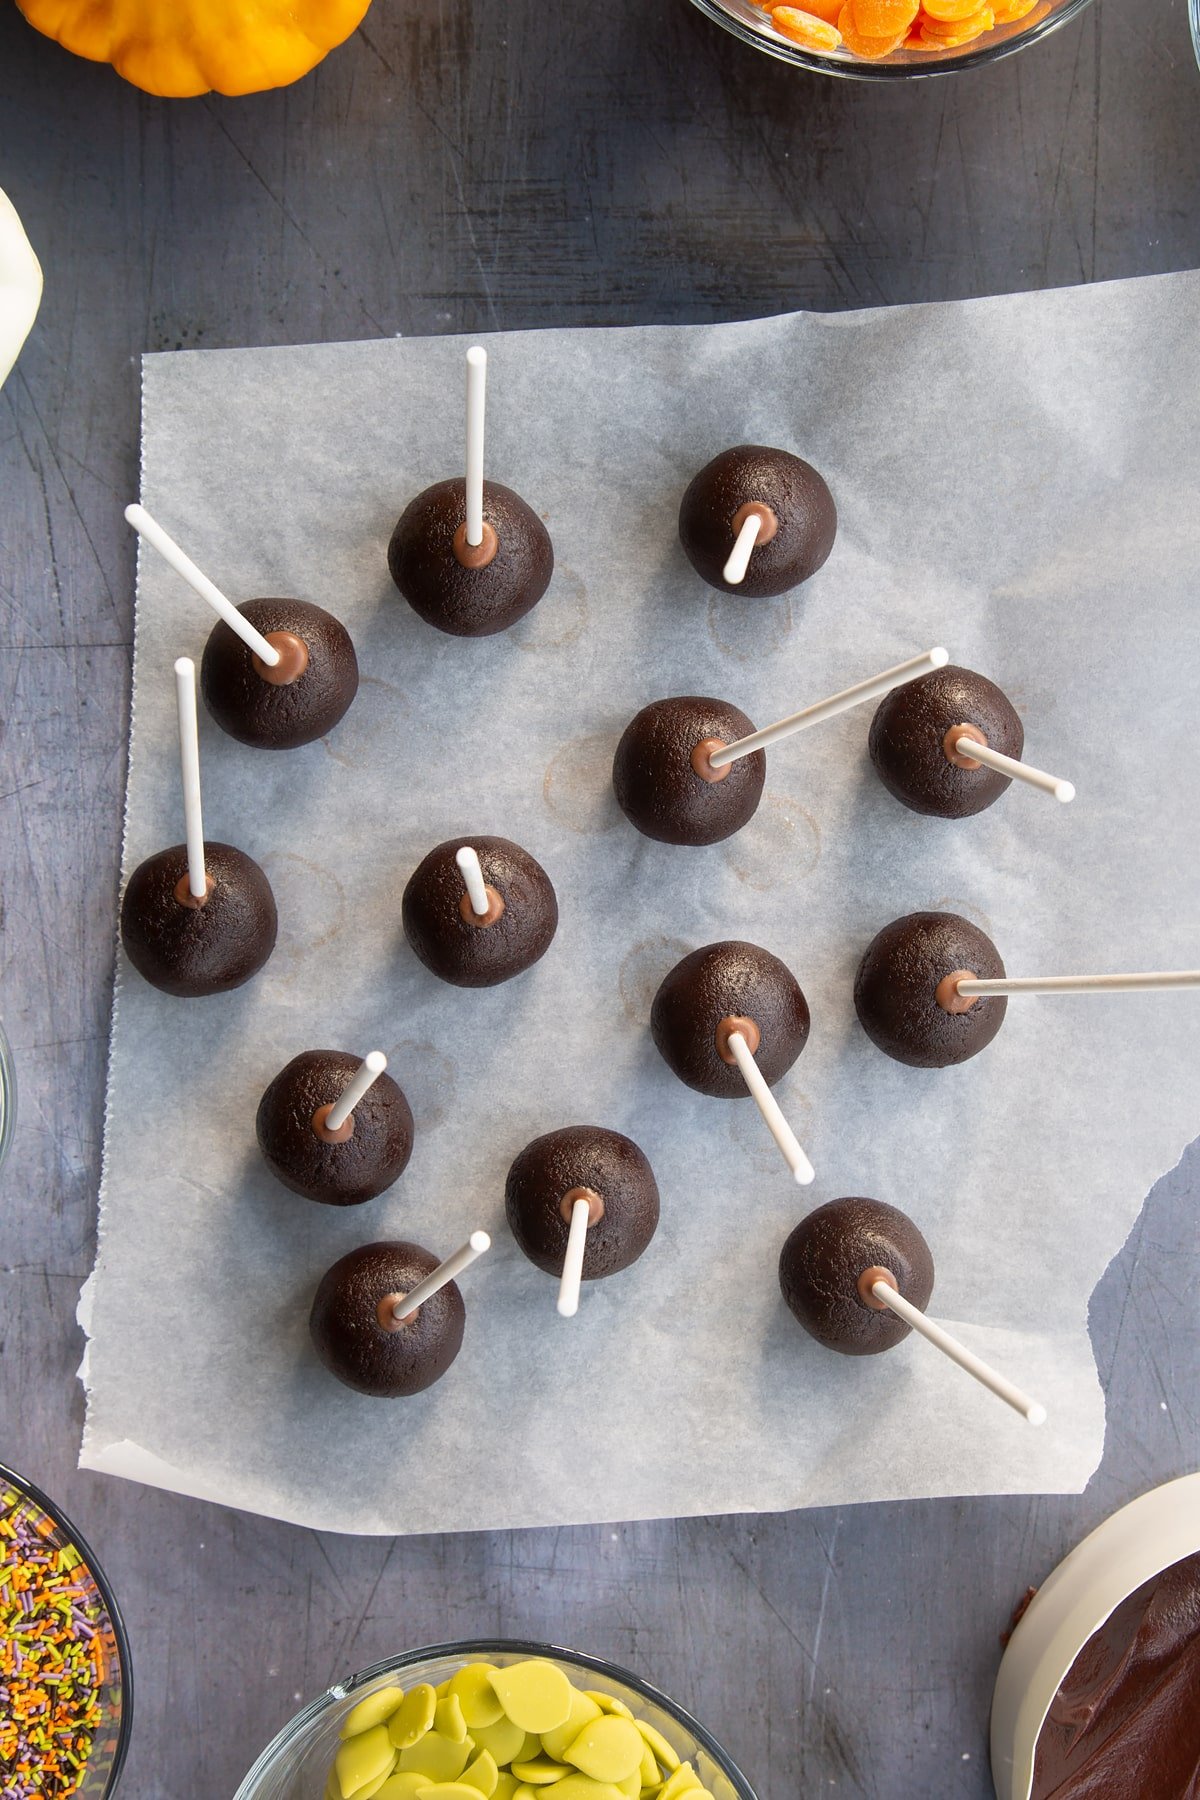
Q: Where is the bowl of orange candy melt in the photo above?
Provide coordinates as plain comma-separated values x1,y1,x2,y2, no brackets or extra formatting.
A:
687,0,1091,76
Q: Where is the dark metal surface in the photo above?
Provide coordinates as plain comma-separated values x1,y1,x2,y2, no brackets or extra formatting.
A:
1,2,1197,1793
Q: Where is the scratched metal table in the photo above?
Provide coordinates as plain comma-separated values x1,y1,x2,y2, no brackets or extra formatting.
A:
1,1,1198,1792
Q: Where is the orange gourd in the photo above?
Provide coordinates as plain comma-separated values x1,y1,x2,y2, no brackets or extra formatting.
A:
16,0,374,97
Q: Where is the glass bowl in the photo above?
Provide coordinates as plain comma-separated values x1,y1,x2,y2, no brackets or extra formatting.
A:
234,1638,759,1800
688,0,1094,78
0,1462,133,1798
0,1018,16,1176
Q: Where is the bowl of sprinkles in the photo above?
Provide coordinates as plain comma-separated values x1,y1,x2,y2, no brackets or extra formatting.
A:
0,1464,132,1799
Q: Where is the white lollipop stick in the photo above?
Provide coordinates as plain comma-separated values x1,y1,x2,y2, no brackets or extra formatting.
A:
869,1278,1047,1425
324,1051,388,1134
726,1030,814,1186
952,735,1074,804
393,1231,491,1322
173,657,207,900
955,969,1200,998
557,1197,591,1319
722,512,763,586
125,503,280,666
465,346,487,548
455,845,491,917
707,647,950,771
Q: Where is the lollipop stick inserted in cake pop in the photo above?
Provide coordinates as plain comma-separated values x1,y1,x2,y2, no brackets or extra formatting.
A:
722,511,763,586
124,504,281,667
173,657,207,901
725,1029,815,1185
949,734,1074,804
557,1195,592,1319
706,646,950,771
454,844,491,918
465,346,487,548
867,1274,1047,1424
323,1051,388,1136
954,969,1200,998
392,1231,491,1323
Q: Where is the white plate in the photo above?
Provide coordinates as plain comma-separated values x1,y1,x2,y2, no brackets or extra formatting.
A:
0,186,41,389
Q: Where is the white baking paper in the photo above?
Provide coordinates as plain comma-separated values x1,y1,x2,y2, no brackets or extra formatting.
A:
81,271,1200,1534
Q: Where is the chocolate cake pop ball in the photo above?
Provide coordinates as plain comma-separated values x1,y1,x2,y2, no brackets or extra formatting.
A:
402,836,558,988
868,664,1024,819
505,1126,660,1280
388,478,553,638
854,910,1007,1068
651,940,810,1098
256,1050,415,1207
309,1241,466,1397
779,1197,935,1356
200,596,358,750
612,695,766,847
119,840,277,997
678,445,837,598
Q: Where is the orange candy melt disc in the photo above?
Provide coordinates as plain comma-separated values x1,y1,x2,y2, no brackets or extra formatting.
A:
919,5,993,38
837,0,910,52
770,5,844,47
920,0,989,19
852,0,919,33
772,0,845,25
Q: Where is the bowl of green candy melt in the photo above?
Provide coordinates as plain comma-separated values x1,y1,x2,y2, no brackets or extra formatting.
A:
233,1640,758,1800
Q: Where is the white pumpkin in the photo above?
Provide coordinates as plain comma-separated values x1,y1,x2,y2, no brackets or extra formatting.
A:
0,188,43,390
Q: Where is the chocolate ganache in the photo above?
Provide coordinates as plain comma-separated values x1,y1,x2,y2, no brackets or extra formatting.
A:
1030,1550,1200,1799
